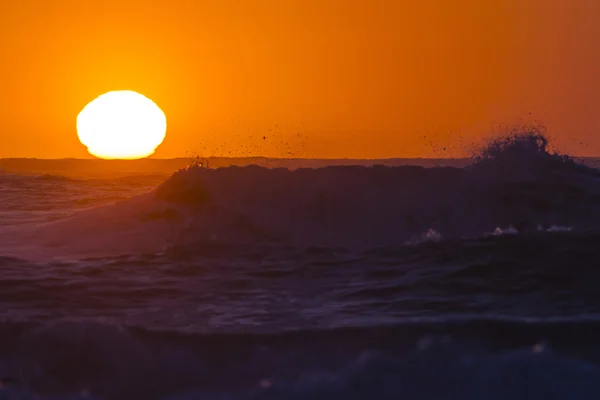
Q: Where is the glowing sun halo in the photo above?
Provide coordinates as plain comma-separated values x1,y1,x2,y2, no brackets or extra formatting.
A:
77,91,167,159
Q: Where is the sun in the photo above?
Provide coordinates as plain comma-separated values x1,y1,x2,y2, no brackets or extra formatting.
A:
77,91,167,159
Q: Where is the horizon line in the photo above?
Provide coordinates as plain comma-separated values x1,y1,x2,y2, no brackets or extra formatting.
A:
0,156,474,161
0,155,598,162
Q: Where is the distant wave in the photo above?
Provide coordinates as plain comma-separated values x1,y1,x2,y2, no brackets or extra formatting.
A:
34,174,78,182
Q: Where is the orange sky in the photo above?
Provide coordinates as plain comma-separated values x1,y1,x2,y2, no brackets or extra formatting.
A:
1,0,599,159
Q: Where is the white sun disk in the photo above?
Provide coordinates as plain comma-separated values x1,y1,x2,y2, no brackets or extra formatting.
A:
77,91,167,159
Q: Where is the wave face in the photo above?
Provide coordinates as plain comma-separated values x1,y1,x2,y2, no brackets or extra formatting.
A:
148,135,600,249
2,133,599,259
3,133,600,398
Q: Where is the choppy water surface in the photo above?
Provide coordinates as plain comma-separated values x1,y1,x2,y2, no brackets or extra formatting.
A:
1,135,600,399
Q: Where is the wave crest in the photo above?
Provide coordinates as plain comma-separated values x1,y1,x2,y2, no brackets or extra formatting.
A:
5,130,600,258
149,131,600,248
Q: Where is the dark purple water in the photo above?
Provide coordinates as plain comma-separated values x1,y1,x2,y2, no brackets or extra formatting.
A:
1,137,600,399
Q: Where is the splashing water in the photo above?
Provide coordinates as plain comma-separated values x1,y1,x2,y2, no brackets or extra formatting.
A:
1,129,599,259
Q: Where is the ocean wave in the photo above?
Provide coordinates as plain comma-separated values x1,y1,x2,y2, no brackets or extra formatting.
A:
149,132,600,248
0,231,599,336
4,131,600,399
1,318,600,399
3,131,600,259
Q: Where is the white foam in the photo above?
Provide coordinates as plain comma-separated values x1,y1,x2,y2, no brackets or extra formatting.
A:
487,225,519,237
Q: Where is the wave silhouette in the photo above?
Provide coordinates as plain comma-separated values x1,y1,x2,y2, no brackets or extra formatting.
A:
3,130,600,259
151,131,600,246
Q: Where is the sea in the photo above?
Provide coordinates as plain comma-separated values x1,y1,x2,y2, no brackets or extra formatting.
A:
1,134,600,399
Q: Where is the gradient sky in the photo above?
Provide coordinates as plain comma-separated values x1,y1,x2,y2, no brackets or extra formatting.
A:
1,0,599,158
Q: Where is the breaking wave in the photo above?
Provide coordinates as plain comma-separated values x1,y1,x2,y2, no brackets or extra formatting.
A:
3,130,600,259
150,131,600,247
